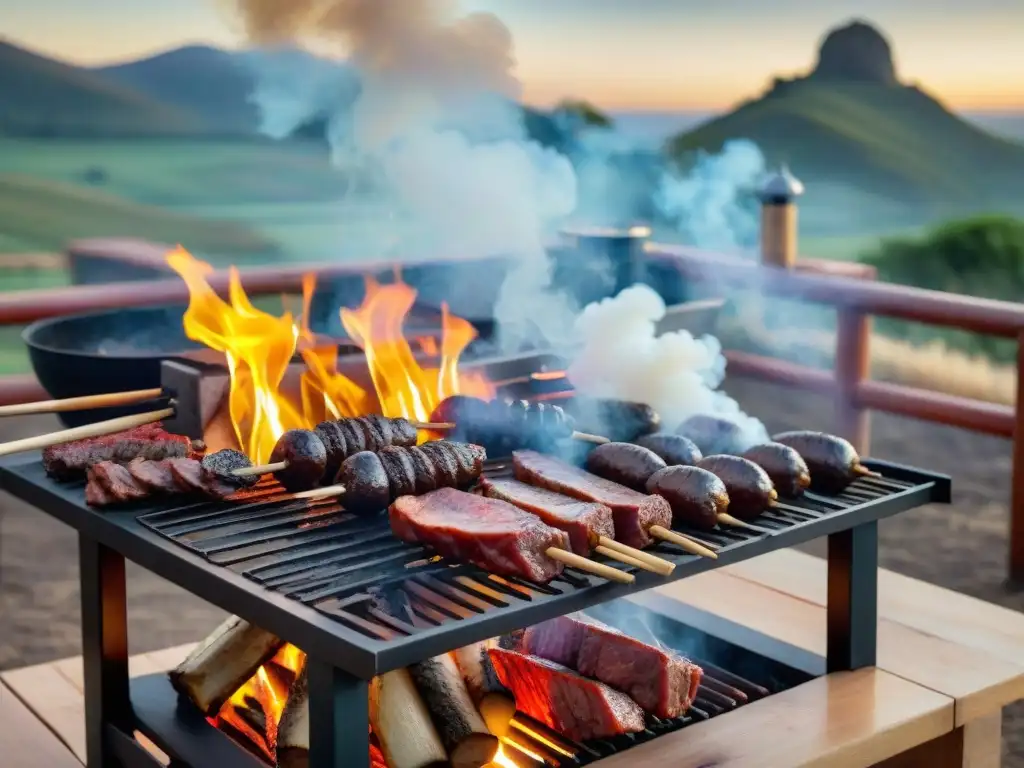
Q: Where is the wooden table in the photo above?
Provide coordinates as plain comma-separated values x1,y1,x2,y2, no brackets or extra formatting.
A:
4,548,1024,768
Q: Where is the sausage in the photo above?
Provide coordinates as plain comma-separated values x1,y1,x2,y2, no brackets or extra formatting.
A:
772,431,872,494
566,398,661,443
336,451,392,516
429,396,575,455
645,466,728,531
677,415,748,456
270,429,328,492
584,442,666,491
742,443,810,498
696,455,776,520
634,433,702,467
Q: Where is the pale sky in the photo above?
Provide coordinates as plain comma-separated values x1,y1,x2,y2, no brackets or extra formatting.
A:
4,0,1023,110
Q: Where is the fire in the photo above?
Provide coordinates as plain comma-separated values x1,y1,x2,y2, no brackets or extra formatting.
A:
167,247,493,463
491,744,523,768
214,643,306,759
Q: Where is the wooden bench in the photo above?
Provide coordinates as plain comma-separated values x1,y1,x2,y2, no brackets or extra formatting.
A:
3,548,1023,767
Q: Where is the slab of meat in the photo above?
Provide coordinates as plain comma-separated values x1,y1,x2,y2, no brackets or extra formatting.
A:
478,477,614,556
522,614,702,719
43,422,190,481
84,458,236,508
388,488,570,583
513,450,672,549
487,648,645,742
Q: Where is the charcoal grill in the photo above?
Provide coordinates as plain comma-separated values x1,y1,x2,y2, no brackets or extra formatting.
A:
0,350,951,768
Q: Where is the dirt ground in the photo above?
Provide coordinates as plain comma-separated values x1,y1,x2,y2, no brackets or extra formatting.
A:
1,377,1022,763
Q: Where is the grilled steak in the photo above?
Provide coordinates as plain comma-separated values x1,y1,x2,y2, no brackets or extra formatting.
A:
478,477,614,556
127,457,179,494
84,457,236,507
42,422,190,481
513,450,672,549
522,614,702,719
388,488,570,582
488,648,645,742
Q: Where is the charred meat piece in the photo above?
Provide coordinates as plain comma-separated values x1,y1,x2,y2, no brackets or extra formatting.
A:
513,450,671,549
200,449,259,489
565,398,661,443
337,442,486,516
585,442,667,492
84,458,236,508
313,416,419,484
430,395,575,455
676,415,749,456
697,455,776,519
270,429,328,492
772,430,874,494
42,422,190,481
488,648,645,742
478,477,614,556
742,443,811,498
389,488,570,583
522,614,703,719
635,433,702,467
646,465,729,531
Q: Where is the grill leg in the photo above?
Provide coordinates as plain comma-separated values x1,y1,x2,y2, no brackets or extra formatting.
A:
80,535,132,767
826,522,878,672
308,658,370,768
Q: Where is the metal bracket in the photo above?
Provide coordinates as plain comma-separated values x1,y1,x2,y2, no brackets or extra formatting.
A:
307,659,370,768
160,359,230,440
826,522,879,672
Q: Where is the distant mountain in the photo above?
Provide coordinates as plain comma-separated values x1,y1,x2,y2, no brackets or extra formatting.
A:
94,45,259,132
0,39,205,137
669,20,1024,220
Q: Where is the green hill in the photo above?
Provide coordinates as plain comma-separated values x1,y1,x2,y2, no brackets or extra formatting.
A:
0,174,277,256
0,39,206,137
668,21,1024,222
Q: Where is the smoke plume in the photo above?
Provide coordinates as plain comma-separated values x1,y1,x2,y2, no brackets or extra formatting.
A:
232,0,579,347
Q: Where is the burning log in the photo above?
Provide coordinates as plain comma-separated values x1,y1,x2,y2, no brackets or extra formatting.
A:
169,615,284,716
276,666,310,768
409,653,499,768
371,669,448,768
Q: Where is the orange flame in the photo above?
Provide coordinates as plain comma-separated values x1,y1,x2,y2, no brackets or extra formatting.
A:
167,247,494,461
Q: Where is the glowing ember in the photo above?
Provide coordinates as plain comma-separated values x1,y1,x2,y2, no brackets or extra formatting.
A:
492,742,527,767
167,247,494,462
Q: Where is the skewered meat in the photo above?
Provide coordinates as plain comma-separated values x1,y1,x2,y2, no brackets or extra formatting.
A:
313,415,420,484
430,395,575,455
585,442,666,491
487,648,645,742
565,398,660,443
200,449,259,489
513,450,671,549
337,441,486,516
478,477,614,556
521,614,703,719
697,455,776,519
270,429,328,491
84,456,238,507
389,488,571,582
635,433,702,467
676,415,748,456
772,431,874,494
742,443,811,498
42,422,190,481
645,466,729,531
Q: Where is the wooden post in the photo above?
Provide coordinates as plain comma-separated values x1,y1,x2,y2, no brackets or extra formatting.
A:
834,308,872,455
1010,332,1024,582
757,166,804,269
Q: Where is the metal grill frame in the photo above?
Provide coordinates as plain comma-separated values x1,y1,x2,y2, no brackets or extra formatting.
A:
0,449,950,768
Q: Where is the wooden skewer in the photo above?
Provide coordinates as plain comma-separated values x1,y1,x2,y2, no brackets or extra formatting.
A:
289,484,346,501
0,388,166,417
232,461,288,478
546,548,635,584
0,407,176,458
854,465,882,479
571,431,610,444
412,421,456,430
596,536,676,574
648,525,718,559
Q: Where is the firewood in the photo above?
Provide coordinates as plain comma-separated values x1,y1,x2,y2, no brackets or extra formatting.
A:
371,669,448,768
409,653,499,768
276,663,310,768
169,615,284,716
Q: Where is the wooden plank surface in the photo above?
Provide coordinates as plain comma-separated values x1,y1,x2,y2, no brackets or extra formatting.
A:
0,679,81,768
597,667,952,768
637,566,1024,726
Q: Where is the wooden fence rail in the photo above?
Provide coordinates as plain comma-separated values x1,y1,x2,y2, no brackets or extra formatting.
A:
1,242,1023,579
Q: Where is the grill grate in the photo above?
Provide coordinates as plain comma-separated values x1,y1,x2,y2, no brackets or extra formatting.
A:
132,454,948,674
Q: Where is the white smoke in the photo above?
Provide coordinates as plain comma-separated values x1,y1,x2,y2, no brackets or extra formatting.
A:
567,283,769,448
232,0,579,347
